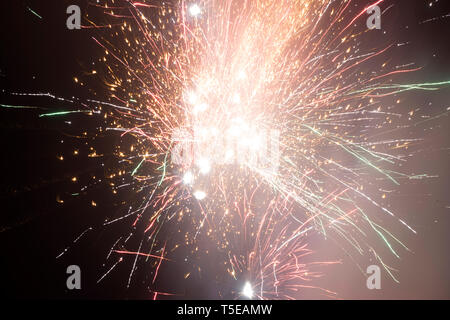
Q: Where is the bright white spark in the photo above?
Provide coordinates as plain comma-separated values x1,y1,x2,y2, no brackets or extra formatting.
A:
183,171,194,185
187,91,198,105
194,190,206,200
189,4,202,17
197,157,211,174
193,103,208,114
242,281,254,299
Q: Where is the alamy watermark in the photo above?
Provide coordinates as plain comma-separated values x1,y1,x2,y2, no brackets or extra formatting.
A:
66,5,81,30
66,265,81,290
171,124,281,175
366,265,381,290
367,5,381,30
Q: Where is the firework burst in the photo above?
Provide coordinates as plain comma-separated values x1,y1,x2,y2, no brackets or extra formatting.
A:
4,0,450,299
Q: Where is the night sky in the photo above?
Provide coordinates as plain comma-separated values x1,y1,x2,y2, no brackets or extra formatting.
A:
1,0,449,300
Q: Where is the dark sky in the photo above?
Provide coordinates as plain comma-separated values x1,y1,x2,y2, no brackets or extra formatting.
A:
0,0,449,299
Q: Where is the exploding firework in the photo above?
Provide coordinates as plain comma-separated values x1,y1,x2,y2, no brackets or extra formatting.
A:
3,0,450,299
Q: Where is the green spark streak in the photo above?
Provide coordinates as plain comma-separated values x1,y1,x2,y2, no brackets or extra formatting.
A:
157,143,173,187
27,7,43,19
351,80,450,95
371,248,400,283
1,104,39,109
302,124,399,185
39,110,88,118
131,158,146,176
359,209,400,259
371,220,411,252
157,152,169,187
